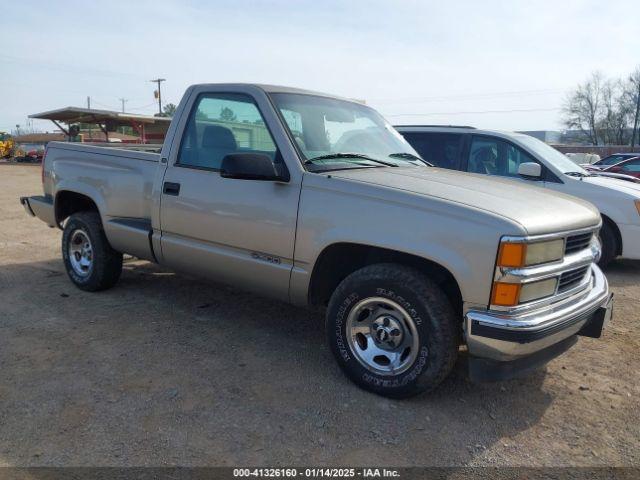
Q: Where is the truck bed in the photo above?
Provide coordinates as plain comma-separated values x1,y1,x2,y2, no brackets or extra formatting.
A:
43,141,161,261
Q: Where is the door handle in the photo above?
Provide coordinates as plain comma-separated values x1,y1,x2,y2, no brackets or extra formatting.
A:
163,182,181,196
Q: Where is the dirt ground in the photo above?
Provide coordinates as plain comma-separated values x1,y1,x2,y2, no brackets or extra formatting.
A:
0,163,638,467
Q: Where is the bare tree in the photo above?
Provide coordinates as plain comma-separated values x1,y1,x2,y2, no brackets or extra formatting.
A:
629,66,640,147
599,79,632,145
562,72,604,145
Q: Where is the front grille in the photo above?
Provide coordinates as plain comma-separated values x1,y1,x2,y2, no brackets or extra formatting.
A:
558,266,590,292
564,232,593,255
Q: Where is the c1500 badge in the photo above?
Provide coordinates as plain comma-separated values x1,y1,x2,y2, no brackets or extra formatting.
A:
251,252,282,265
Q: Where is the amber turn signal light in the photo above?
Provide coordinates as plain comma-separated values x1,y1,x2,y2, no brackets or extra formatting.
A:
491,282,521,307
497,242,526,268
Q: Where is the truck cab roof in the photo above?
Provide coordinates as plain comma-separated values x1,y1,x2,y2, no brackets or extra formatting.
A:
188,83,362,103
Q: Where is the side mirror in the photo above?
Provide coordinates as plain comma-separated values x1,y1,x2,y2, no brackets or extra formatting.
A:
518,162,542,179
220,153,285,181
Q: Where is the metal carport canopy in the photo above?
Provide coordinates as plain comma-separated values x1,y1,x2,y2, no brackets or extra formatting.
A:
29,107,171,141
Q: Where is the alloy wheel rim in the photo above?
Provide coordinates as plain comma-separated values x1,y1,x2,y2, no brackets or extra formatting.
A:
345,297,420,376
68,230,93,277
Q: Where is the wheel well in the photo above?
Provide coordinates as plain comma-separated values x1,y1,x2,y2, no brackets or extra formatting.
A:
601,214,622,256
55,191,99,225
309,243,463,317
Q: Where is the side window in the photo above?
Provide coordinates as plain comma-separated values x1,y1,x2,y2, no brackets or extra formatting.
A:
178,93,277,170
604,155,625,165
401,133,464,170
467,136,539,177
620,159,640,172
467,138,499,175
505,143,538,177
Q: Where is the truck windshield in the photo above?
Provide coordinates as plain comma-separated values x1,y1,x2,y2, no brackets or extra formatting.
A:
516,135,589,176
270,93,425,172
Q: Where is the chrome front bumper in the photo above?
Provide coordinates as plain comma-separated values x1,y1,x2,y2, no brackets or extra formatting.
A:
465,264,611,367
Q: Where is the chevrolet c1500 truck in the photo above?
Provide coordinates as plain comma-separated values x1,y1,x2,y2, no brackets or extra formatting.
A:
21,84,613,397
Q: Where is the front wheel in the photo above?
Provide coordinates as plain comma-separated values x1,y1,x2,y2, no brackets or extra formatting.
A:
326,263,458,398
598,221,618,268
62,211,123,291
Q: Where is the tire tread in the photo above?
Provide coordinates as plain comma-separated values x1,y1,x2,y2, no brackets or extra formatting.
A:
326,263,458,398
62,211,122,291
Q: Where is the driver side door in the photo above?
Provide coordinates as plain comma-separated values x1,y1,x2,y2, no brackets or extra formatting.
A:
159,92,301,301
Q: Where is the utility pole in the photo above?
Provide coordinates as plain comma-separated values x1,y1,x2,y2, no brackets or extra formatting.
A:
118,98,128,135
631,75,640,148
87,97,92,140
150,78,166,115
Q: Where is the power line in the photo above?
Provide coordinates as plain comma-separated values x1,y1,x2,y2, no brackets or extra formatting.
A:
385,107,561,117
370,88,567,104
127,102,160,110
81,98,160,112
90,99,121,110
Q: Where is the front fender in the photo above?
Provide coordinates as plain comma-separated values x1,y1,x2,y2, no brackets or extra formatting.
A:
290,175,523,306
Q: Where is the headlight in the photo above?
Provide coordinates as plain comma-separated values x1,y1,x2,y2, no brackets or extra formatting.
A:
492,236,566,308
497,239,564,268
519,278,558,303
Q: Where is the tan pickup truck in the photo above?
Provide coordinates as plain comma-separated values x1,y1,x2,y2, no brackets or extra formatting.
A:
21,84,613,397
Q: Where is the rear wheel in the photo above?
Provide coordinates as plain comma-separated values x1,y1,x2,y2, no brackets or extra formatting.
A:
326,263,458,398
62,212,122,291
598,221,618,268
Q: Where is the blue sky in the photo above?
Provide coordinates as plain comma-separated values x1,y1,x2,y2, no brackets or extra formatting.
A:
1,0,638,133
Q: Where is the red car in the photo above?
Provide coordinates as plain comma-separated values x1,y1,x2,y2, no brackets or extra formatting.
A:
15,143,45,163
601,156,640,178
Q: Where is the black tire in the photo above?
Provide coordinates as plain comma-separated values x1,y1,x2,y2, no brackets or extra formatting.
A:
598,221,618,269
326,263,458,398
62,211,122,291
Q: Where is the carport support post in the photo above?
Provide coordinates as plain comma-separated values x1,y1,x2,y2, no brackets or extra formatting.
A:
51,120,70,141
91,114,108,143
97,123,109,142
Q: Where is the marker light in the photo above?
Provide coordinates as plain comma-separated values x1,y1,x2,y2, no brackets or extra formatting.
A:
497,243,526,268
491,282,521,307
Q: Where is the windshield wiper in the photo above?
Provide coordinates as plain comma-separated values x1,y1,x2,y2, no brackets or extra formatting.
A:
305,153,398,167
564,171,592,178
388,152,432,166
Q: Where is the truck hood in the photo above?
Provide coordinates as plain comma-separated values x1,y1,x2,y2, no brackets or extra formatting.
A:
331,166,600,235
